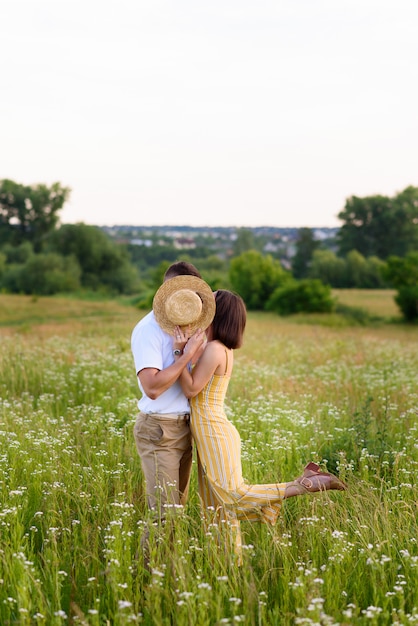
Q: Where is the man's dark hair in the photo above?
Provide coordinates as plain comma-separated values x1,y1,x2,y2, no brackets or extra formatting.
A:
164,261,201,280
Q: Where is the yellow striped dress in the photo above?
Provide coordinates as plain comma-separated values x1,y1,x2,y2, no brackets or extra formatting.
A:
190,348,287,560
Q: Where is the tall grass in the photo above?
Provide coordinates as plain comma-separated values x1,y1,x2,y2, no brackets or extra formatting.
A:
1,295,418,625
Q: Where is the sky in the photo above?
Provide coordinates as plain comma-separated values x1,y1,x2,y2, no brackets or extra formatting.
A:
1,0,417,228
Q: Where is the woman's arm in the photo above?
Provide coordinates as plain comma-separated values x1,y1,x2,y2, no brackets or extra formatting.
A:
176,340,221,398
139,329,205,399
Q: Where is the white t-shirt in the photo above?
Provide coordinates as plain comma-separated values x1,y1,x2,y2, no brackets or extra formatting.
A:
131,311,189,414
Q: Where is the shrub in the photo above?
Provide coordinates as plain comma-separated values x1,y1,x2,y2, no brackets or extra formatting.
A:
0,264,24,292
229,250,291,310
266,279,335,315
1,241,34,264
394,285,418,322
3,254,82,295
334,303,378,326
384,252,418,321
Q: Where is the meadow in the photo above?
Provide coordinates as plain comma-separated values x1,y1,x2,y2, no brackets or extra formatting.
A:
1,292,417,625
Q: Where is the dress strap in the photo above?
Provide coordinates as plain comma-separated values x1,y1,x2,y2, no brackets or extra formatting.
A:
224,348,229,375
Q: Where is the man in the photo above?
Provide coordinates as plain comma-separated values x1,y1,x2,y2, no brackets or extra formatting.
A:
131,261,214,517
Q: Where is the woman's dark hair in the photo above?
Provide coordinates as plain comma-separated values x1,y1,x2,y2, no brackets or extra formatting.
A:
212,290,246,349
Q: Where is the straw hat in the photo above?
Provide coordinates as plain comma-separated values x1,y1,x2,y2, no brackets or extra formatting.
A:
153,275,215,334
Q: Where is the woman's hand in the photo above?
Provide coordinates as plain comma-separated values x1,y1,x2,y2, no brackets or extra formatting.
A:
173,326,206,361
183,328,206,358
173,326,190,352
185,329,207,365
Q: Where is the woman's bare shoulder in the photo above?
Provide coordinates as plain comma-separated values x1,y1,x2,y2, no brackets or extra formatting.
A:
206,339,226,352
200,340,224,361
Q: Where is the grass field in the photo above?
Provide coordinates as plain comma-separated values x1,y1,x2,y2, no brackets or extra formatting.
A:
1,292,417,625
332,289,400,318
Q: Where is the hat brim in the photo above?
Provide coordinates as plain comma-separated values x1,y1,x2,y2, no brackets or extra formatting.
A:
153,275,215,335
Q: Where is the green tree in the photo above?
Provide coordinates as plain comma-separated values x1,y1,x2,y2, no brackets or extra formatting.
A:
383,252,418,321
345,250,368,287
232,228,256,256
309,249,346,287
383,252,418,288
337,186,418,259
0,179,71,251
47,223,139,293
0,252,5,279
127,242,179,271
363,256,387,288
191,255,229,292
229,250,290,310
291,228,320,278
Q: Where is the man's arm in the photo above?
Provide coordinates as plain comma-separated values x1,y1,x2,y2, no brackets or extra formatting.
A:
138,345,202,399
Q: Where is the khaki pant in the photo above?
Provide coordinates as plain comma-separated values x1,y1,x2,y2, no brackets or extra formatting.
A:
133,412,192,515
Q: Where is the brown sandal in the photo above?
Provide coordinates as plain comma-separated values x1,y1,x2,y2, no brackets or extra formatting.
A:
294,462,347,493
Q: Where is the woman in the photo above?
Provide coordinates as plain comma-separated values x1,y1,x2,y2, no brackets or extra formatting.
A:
172,290,346,563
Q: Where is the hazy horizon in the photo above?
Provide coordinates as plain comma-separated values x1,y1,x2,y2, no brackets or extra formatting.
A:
95,222,340,230
2,0,417,229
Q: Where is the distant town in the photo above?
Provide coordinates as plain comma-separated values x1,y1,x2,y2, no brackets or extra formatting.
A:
101,225,339,264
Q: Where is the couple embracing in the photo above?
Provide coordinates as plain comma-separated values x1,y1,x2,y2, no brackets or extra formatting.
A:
131,261,346,565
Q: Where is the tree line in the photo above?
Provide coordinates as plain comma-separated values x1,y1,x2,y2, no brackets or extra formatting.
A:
1,178,417,321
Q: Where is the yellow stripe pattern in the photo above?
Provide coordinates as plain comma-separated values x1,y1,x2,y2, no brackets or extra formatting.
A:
190,370,287,535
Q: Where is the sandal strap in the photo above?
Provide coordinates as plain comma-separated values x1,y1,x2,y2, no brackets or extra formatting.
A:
299,476,314,489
